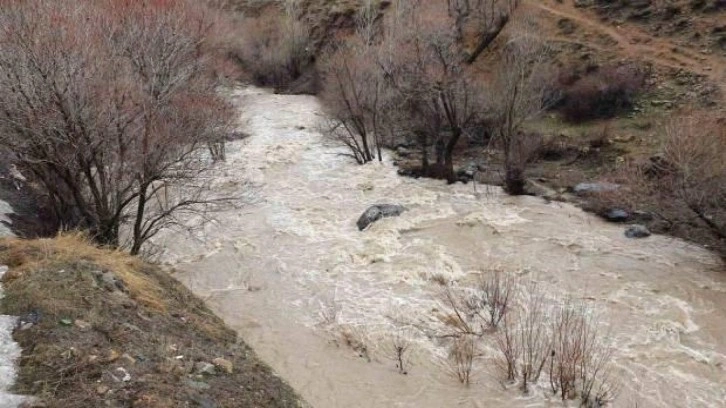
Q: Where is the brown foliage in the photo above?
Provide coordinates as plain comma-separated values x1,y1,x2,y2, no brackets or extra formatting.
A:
0,0,235,254
235,1,312,89
559,64,647,122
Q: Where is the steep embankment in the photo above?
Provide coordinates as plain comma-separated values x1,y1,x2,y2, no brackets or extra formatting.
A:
0,234,304,408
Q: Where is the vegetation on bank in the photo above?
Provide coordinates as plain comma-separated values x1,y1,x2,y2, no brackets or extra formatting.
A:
230,0,725,257
0,234,304,408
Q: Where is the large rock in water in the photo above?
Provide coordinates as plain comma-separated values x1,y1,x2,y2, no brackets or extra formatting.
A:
357,204,406,231
625,224,651,238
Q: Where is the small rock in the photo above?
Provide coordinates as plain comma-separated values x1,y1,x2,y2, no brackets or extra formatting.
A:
16,310,41,331
573,182,620,196
604,209,630,222
212,358,233,374
195,362,216,376
625,225,651,238
96,385,109,395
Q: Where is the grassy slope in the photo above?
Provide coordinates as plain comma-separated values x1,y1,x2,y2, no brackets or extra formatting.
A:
0,234,304,408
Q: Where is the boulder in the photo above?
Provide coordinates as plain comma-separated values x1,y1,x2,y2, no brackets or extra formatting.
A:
604,208,630,222
573,182,620,196
357,204,406,231
625,224,651,238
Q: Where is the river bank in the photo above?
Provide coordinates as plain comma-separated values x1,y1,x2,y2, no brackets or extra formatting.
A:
156,87,726,407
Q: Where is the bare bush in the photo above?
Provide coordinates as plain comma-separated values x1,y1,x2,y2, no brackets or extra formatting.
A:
473,271,516,329
447,334,476,385
560,64,647,122
384,328,414,374
517,283,551,394
549,299,615,405
0,0,234,254
496,313,520,382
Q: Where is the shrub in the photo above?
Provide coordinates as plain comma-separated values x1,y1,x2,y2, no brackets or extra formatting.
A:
560,64,647,122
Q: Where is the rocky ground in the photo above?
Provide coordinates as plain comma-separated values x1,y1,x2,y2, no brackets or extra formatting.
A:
0,234,304,408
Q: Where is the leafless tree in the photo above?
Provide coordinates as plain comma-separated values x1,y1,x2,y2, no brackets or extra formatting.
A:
380,18,488,182
320,39,386,164
489,25,553,194
0,0,235,254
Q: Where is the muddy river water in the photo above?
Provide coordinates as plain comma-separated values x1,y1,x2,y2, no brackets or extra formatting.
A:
157,88,726,408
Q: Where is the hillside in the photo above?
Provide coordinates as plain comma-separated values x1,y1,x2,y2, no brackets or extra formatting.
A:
0,234,305,408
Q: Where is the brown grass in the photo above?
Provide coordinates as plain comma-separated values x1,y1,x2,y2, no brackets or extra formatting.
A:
0,233,166,311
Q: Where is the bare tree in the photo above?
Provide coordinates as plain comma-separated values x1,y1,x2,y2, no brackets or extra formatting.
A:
320,39,386,164
489,26,553,194
380,20,487,182
0,0,234,254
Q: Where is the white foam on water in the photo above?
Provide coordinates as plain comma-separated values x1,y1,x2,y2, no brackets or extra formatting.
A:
156,87,726,408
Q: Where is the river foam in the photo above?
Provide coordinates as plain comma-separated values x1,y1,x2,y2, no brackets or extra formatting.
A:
158,87,726,408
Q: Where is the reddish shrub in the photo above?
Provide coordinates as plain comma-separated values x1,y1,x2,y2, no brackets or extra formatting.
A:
559,64,647,122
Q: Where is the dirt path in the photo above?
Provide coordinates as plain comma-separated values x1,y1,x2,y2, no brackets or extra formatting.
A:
528,0,726,91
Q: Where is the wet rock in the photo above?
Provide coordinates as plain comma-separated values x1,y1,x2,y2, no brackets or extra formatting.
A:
573,182,620,195
625,225,651,238
212,357,233,374
604,208,630,222
356,204,406,231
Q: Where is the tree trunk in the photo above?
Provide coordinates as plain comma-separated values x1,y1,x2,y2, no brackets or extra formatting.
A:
465,15,509,64
444,128,463,184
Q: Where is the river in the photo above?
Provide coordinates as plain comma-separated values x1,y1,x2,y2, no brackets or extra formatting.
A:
157,87,726,408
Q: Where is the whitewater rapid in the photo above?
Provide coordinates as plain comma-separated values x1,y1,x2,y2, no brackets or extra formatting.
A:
158,87,726,408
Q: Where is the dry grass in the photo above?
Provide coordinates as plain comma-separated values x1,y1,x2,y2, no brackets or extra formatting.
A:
0,235,303,407
0,233,166,311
